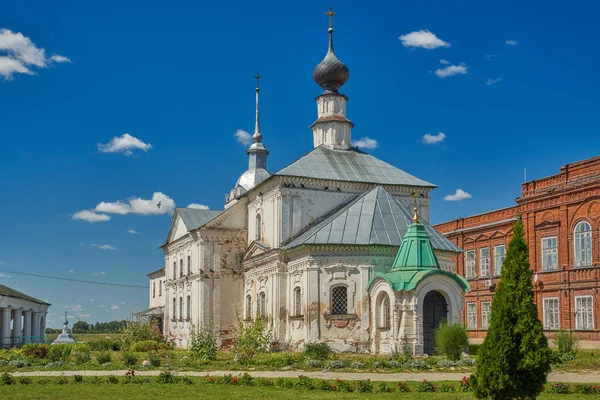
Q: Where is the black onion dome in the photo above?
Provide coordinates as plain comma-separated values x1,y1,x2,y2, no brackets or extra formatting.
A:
313,28,349,93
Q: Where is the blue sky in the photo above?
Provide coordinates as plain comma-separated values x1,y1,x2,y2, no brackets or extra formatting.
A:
2,0,600,327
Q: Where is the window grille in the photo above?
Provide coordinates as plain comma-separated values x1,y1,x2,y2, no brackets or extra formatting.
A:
331,286,348,315
575,296,594,330
543,297,560,330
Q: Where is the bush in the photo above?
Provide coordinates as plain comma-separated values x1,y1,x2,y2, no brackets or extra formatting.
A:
17,376,32,385
0,373,15,385
73,351,91,365
148,352,161,367
324,360,344,369
73,375,83,383
107,375,119,384
303,343,331,360
88,339,121,352
57,376,69,385
48,344,72,362
121,319,164,350
96,351,112,365
555,331,578,355
377,382,394,393
396,382,411,392
190,326,217,362
132,340,160,352
232,316,271,362
156,371,175,384
22,344,49,359
122,352,138,367
434,321,468,361
415,379,436,392
438,382,456,392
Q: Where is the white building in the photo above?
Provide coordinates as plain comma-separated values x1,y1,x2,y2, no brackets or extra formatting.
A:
0,283,50,347
144,12,469,354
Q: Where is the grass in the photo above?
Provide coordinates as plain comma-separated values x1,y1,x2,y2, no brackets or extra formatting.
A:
0,383,580,400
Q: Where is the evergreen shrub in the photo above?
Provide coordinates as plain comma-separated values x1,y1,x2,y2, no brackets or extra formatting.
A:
434,321,468,361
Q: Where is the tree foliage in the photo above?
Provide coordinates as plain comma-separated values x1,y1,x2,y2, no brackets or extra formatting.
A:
71,320,127,334
472,217,552,399
434,321,468,361
190,325,218,362
120,319,164,350
233,316,271,362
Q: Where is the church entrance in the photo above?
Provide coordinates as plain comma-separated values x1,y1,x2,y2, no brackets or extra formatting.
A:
422,290,447,355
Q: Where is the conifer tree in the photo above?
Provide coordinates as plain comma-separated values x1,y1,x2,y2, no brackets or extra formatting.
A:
472,217,552,399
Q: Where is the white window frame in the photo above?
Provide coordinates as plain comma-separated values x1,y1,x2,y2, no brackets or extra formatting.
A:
541,236,558,272
467,302,477,329
465,250,476,279
542,297,560,330
574,221,592,268
481,302,491,330
575,295,594,330
480,247,491,277
494,245,505,276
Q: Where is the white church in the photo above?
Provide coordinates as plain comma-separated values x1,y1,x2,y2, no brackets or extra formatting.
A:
142,11,470,355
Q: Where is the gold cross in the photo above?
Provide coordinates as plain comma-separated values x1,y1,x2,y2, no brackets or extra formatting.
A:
325,6,336,28
253,72,262,87
411,192,420,223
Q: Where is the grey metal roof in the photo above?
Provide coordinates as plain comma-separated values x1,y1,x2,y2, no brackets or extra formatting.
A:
282,186,461,252
177,208,223,231
275,145,435,187
0,283,49,305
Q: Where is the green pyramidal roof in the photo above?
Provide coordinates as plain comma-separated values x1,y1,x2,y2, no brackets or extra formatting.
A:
390,220,440,271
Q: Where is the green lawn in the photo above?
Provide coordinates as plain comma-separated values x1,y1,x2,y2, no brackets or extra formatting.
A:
0,384,576,400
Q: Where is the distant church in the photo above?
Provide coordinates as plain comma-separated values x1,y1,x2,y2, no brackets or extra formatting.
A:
141,10,469,355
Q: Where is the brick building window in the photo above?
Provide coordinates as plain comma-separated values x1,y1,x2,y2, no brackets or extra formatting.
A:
467,302,477,329
543,297,560,330
480,247,491,277
258,292,266,317
481,302,491,330
245,294,252,319
574,221,592,268
542,236,558,271
293,287,302,316
575,296,594,330
465,251,476,279
494,245,505,276
187,255,191,275
331,286,348,315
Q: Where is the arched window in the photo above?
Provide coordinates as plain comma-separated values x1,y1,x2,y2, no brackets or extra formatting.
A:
574,221,592,268
187,255,191,275
186,295,191,320
179,297,183,320
331,286,348,315
258,292,266,317
172,298,176,319
173,262,176,280
294,287,302,316
377,293,391,329
180,259,184,277
246,294,252,319
256,214,262,241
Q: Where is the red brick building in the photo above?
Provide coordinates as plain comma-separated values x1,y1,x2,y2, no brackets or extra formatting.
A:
434,156,600,342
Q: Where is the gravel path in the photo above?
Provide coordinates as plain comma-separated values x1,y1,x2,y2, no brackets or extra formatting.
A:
11,369,600,383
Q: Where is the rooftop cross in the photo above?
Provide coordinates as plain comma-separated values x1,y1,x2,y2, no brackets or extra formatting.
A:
252,72,262,142
411,192,420,223
325,6,336,28
253,72,262,91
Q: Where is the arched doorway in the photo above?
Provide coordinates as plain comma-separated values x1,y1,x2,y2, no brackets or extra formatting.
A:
423,290,447,355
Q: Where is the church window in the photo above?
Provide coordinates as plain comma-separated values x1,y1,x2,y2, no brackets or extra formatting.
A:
465,251,475,279
246,294,252,319
479,247,490,277
293,287,302,316
377,293,391,329
152,282,156,298
186,295,191,320
541,237,558,271
256,214,262,241
172,298,176,319
494,245,505,275
173,262,176,280
258,292,266,317
187,255,191,275
481,302,491,330
179,297,183,320
180,259,184,277
331,286,348,315
159,281,162,296
466,302,477,329
574,221,592,268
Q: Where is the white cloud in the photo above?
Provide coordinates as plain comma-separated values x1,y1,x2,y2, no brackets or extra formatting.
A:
0,28,69,80
422,132,446,144
444,189,472,201
99,305,104,308
89,298,95,302
187,203,209,210
72,210,111,222
64,305,86,311
77,313,91,318
90,244,116,251
351,137,379,149
439,59,450,65
97,133,152,156
435,62,468,78
68,269,74,273
0,273,10,278
93,192,175,216
109,305,118,310
121,301,126,305
486,78,502,86
127,229,142,234
235,129,252,146
506,39,519,46
66,315,75,319
92,271,106,276
399,30,450,49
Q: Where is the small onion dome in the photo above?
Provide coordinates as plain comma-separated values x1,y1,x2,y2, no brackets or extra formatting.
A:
313,28,349,93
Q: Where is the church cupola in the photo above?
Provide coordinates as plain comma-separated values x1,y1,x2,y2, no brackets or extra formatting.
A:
310,7,354,150
225,74,271,206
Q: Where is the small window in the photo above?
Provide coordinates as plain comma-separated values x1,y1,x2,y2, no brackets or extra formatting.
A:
173,261,176,280
543,297,560,330
480,247,491,277
575,296,594,330
378,293,391,329
246,294,252,319
186,295,191,320
187,255,191,275
180,259,184,277
179,297,183,320
494,245,505,276
574,221,592,268
159,281,162,296
256,214,262,241
465,251,476,279
331,286,348,315
481,302,491,330
293,287,302,316
258,292,266,317
467,302,477,329
542,237,558,271
172,298,177,319
152,282,156,298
